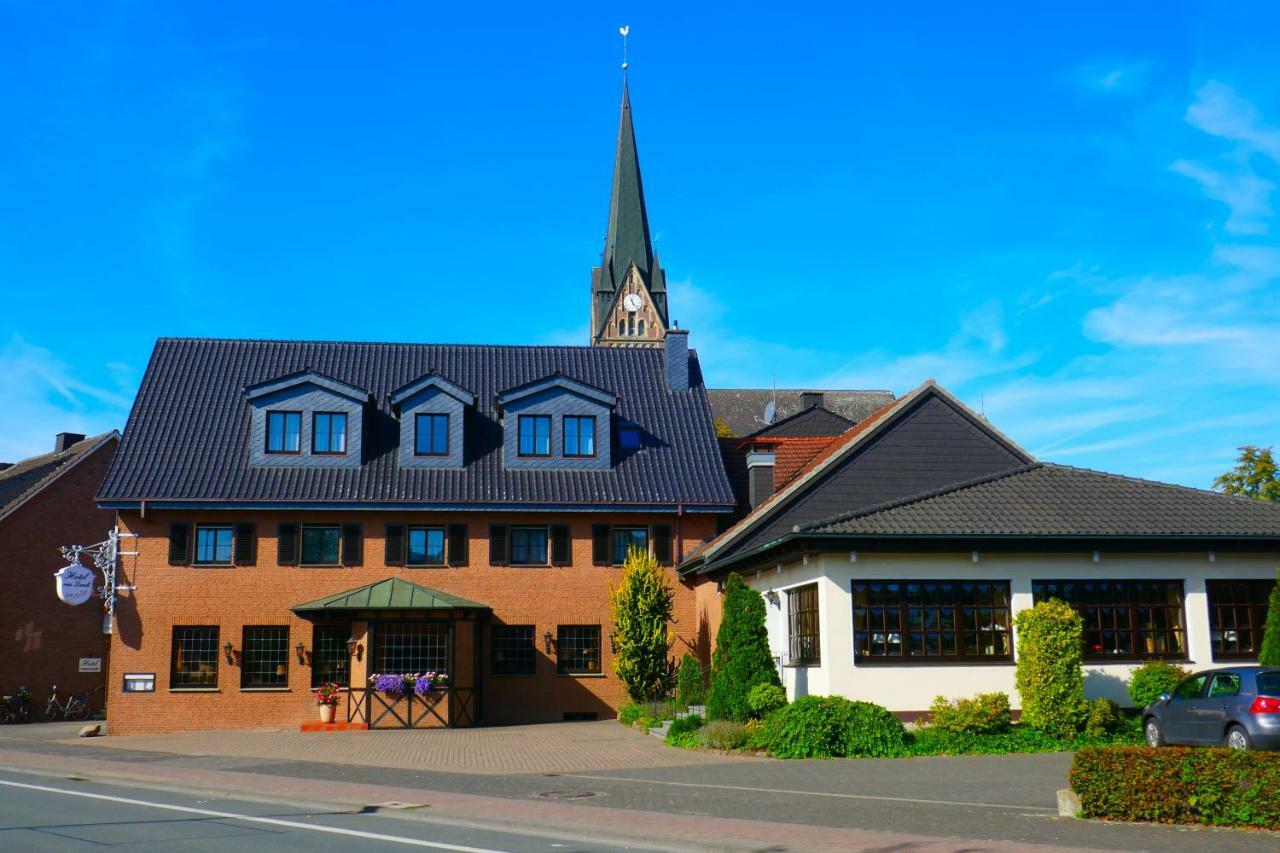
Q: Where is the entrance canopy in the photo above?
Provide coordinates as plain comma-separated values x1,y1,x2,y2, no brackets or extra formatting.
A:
291,577,490,619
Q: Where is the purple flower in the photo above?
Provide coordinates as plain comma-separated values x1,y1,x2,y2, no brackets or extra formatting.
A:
370,673,406,696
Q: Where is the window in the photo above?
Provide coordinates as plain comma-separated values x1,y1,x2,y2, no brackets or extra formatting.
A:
612,527,648,565
518,415,551,456
194,525,233,565
1208,672,1241,699
618,319,626,336
415,413,449,456
492,625,536,675
266,411,302,454
171,626,219,688
378,623,447,673
312,412,347,454
1174,673,1208,700
557,625,601,674
619,426,642,450
638,320,646,337
563,415,596,457
311,625,351,688
242,626,289,688
852,581,1012,662
1207,579,1275,661
788,583,821,665
407,527,446,566
1033,580,1186,661
301,525,341,565
511,527,549,565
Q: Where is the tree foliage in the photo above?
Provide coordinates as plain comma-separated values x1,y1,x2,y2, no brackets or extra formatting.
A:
713,416,736,438
707,573,780,721
676,653,705,706
1014,598,1086,737
1260,569,1280,667
609,546,676,703
1214,445,1280,503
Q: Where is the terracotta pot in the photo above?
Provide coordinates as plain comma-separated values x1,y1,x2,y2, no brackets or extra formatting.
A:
319,704,336,724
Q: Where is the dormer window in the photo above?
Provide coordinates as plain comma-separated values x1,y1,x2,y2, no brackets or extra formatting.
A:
266,411,302,454
312,413,347,455
563,416,596,458
497,373,616,470
518,415,551,457
415,413,450,457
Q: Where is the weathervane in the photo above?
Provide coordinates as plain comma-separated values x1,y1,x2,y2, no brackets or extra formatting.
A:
619,25,630,71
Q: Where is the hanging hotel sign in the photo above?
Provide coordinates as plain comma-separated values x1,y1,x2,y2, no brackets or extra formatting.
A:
56,527,138,634
55,563,96,606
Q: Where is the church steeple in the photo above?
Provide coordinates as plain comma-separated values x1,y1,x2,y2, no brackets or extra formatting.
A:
591,80,668,347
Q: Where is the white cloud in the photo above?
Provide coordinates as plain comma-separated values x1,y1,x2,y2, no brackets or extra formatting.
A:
1187,81,1280,160
1170,158,1273,234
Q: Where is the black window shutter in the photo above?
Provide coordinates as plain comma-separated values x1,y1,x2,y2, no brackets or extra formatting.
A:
447,524,468,566
341,523,363,567
233,523,256,566
168,523,191,566
489,524,508,566
277,523,299,566
653,525,673,566
551,524,571,566
385,524,405,566
591,524,611,566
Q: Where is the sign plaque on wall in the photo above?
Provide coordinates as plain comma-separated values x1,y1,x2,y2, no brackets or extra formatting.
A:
79,657,102,673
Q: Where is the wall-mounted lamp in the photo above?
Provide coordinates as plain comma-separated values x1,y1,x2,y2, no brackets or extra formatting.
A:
223,641,234,663
608,631,618,654
764,590,781,607
543,631,554,654
295,641,306,663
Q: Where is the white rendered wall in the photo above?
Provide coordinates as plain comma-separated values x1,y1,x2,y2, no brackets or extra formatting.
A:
747,550,1280,712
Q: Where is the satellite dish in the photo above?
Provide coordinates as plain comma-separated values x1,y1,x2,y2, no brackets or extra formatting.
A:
762,400,777,425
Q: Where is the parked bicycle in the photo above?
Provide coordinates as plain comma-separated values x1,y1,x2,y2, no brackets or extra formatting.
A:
40,684,90,722
0,686,33,724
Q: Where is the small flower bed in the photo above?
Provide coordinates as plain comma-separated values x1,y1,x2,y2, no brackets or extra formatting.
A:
312,681,342,707
369,672,449,697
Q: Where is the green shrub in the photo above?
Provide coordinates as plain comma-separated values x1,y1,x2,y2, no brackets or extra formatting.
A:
1259,569,1280,667
746,683,787,719
707,573,781,722
633,715,658,732
676,653,706,707
704,720,750,750
1083,698,1123,738
757,695,907,759
666,728,703,749
617,703,644,726
927,692,1011,734
610,547,677,703
1014,599,1086,736
909,720,1141,756
1127,660,1190,709
665,713,704,742
1071,747,1280,829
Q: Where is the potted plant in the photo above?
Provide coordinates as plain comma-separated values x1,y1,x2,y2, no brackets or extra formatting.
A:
313,681,341,723
370,673,407,699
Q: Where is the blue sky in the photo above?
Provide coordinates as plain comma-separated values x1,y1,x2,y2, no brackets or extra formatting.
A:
2,2,1278,488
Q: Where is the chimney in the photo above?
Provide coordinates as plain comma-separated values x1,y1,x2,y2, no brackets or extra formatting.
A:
664,329,689,391
800,391,824,410
746,443,777,508
55,432,86,453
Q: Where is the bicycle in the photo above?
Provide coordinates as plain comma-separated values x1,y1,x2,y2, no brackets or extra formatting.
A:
40,684,90,722
0,686,32,724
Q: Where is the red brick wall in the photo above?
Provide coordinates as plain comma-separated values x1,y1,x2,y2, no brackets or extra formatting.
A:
107,510,721,734
0,441,116,712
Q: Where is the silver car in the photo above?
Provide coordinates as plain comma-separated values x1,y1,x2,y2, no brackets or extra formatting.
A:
1143,666,1280,750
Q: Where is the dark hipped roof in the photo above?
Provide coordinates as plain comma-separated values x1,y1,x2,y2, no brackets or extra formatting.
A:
0,432,118,521
708,389,894,438
808,463,1280,537
293,578,488,614
99,338,735,508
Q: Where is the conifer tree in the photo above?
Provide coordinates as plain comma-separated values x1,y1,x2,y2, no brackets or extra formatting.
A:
1259,570,1280,667
707,573,781,721
609,546,676,702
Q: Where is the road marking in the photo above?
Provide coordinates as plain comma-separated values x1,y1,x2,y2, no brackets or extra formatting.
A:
563,774,1056,812
0,778,509,851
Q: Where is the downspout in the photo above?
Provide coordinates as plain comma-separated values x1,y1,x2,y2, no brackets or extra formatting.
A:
675,504,684,564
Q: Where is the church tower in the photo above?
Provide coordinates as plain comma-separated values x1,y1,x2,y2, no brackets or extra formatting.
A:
591,81,669,347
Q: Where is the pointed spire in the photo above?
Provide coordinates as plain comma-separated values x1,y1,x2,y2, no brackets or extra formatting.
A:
603,80,655,294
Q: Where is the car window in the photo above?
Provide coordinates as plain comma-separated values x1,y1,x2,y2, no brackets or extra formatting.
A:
1174,674,1209,700
1208,673,1241,698
1258,672,1280,696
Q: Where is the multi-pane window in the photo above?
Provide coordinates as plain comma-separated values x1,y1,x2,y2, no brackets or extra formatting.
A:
311,625,351,688
612,527,648,565
511,527,548,565
1032,580,1186,660
415,413,449,456
194,525,233,565
312,412,347,454
563,416,596,457
171,626,219,688
242,626,289,688
1207,579,1276,661
266,411,302,454
788,583,821,665
852,581,1012,662
407,527,446,566
378,623,448,673
557,625,601,674
491,625,536,675
301,525,341,565
518,415,551,457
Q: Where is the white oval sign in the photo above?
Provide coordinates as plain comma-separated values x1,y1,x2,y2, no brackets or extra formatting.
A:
55,564,95,606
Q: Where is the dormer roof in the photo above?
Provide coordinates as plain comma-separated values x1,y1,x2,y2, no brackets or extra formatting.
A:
389,371,476,409
244,369,370,405
495,372,618,411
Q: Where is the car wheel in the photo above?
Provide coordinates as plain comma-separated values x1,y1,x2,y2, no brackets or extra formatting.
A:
1144,717,1165,747
1226,725,1252,750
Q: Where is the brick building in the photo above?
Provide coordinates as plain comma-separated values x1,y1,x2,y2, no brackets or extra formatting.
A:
0,432,119,707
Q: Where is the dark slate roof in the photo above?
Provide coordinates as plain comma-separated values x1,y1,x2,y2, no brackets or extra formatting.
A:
98,338,735,508
293,578,488,613
748,405,854,439
0,432,118,521
808,463,1280,537
707,389,894,438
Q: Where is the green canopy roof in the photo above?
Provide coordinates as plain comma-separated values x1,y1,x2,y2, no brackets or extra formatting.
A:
292,577,489,615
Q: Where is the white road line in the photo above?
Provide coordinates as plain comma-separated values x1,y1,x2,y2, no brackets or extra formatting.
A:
0,778,510,852
563,774,1056,812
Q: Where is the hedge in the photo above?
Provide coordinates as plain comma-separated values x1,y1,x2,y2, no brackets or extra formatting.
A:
1071,747,1280,829
1014,599,1086,736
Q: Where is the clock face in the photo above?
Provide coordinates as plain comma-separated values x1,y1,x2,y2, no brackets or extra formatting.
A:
623,293,643,312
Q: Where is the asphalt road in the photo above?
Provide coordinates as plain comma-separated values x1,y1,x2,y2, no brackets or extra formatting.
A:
0,769,654,852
